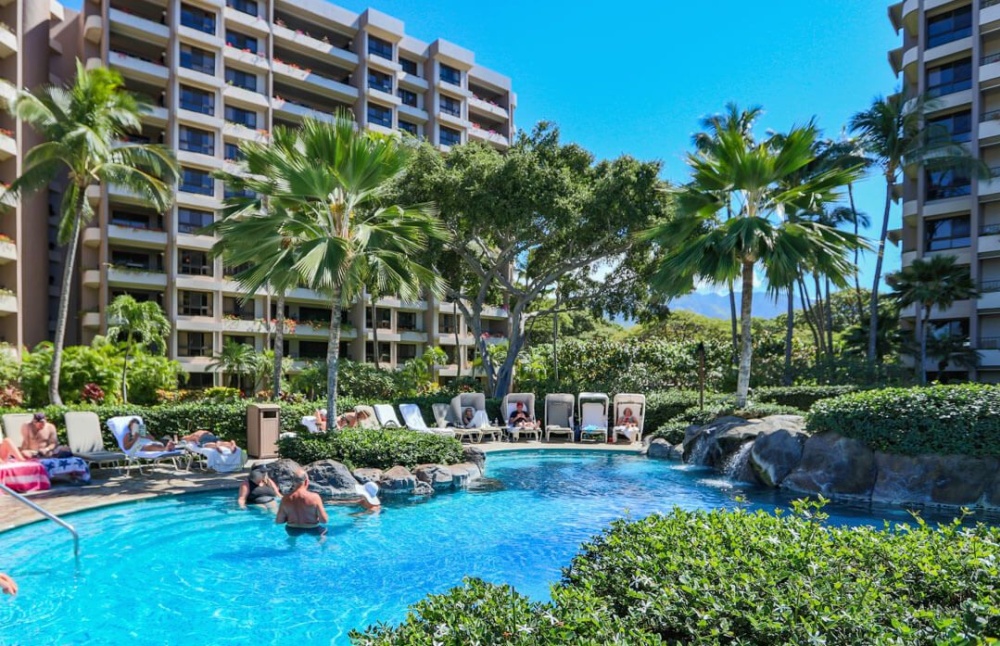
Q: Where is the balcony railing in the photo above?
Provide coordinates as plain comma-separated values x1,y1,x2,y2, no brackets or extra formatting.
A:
981,280,1000,293
982,223,1000,235
926,184,971,201
979,337,1000,349
926,80,972,99
987,0,1000,8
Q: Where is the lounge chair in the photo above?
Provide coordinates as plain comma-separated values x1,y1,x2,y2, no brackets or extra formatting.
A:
180,424,245,473
354,405,380,430
106,416,188,476
612,394,646,444
432,403,480,441
399,404,456,438
502,393,541,442
578,392,610,443
451,393,502,442
373,404,402,428
544,394,575,442
65,411,126,472
2,413,91,483
300,409,325,435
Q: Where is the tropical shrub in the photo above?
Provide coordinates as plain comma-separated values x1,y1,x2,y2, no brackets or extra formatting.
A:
808,383,1000,457
289,360,404,401
20,341,119,407
80,382,105,404
123,352,184,405
278,428,464,470
649,421,689,445
755,385,859,410
199,386,242,402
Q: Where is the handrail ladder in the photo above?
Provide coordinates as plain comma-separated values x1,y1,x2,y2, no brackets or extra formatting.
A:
0,482,79,557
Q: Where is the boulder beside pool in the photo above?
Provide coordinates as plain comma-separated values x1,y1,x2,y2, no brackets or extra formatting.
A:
379,465,417,495
305,460,358,498
266,458,303,496
413,464,455,491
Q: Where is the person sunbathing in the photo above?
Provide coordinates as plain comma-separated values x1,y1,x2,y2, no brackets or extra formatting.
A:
276,466,328,536
509,402,540,429
462,407,475,427
123,418,175,453
314,409,328,432
238,464,280,510
335,409,370,430
180,429,238,452
0,413,72,461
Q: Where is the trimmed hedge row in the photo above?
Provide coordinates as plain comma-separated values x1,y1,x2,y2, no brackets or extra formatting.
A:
808,383,1000,457
277,428,465,470
755,385,859,411
355,505,1000,644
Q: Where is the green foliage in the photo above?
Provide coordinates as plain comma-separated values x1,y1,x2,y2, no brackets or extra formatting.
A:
338,361,404,400
808,384,1000,457
278,428,464,470
199,386,242,402
649,421,689,445
122,352,183,405
399,347,447,395
755,385,859,410
20,341,120,407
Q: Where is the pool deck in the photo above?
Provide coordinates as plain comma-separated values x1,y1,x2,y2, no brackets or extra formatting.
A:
0,440,643,532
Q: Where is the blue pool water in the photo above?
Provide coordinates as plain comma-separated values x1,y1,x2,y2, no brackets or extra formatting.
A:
0,451,983,645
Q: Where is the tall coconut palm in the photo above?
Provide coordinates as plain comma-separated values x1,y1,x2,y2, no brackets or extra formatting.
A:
1,60,178,405
105,294,171,403
888,255,977,385
646,117,863,407
213,114,445,419
850,93,983,365
209,339,258,389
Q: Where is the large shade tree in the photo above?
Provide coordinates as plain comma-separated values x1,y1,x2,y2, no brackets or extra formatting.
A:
1,61,178,405
645,116,864,407
213,115,444,419
105,294,170,403
394,123,668,397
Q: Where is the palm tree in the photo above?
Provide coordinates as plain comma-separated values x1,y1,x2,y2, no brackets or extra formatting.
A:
887,255,978,385
646,116,863,407
209,339,258,390
105,294,171,403
849,93,983,365
925,333,980,383
213,114,445,419
1,60,178,405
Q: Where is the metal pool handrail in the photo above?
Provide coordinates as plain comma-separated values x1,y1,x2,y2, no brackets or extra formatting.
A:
0,482,79,558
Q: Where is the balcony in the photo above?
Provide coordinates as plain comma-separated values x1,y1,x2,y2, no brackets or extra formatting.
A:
109,50,169,84
272,97,334,123
108,8,169,43
82,227,101,248
223,84,269,109
980,281,1000,310
982,167,1000,199
926,37,972,67
272,24,358,70
82,312,101,329
398,102,428,123
980,347,1000,368
0,129,15,161
177,149,223,170
223,120,269,143
82,269,100,288
0,292,17,316
980,225,1000,255
398,72,428,92
223,45,270,73
107,223,167,249
272,59,358,103
223,6,269,36
84,14,103,44
468,124,509,148
107,266,168,289
0,238,14,265
468,95,508,120
985,0,1000,32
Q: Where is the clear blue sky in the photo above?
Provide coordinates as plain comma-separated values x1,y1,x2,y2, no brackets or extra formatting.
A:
65,0,901,289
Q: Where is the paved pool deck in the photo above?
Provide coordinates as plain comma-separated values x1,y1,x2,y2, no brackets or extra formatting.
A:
0,440,643,532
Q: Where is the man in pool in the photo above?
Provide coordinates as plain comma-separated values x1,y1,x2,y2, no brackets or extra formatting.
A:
0,572,16,596
275,466,328,536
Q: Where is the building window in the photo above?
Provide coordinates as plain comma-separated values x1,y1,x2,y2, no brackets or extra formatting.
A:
111,250,162,272
400,58,418,76
178,208,214,234
440,95,461,117
927,6,972,49
299,341,327,360
181,3,216,34
367,104,392,127
226,0,258,17
180,168,215,196
368,69,393,93
439,126,461,147
926,168,971,201
225,105,257,128
928,111,972,144
179,250,213,276
399,120,418,136
397,88,417,107
368,36,393,60
927,59,972,98
224,142,243,161
180,291,213,316
179,126,215,155
179,85,214,115
178,331,211,357
439,64,461,85
180,45,215,75
932,319,970,340
925,215,971,251
225,186,256,200
226,30,258,54
111,211,162,231
224,67,257,92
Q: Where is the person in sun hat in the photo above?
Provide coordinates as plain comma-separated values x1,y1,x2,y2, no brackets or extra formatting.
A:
355,481,381,512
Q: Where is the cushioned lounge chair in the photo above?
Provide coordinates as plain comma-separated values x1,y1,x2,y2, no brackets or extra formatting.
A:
373,404,402,428
65,411,126,472
399,404,455,438
544,394,575,442
578,393,610,443
502,393,541,442
3,413,91,483
612,394,646,444
106,416,187,476
451,393,502,442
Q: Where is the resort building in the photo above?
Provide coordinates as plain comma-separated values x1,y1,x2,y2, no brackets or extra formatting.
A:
889,0,1000,382
0,0,516,386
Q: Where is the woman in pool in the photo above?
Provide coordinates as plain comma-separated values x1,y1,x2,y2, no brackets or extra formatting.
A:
238,464,280,510
123,418,175,453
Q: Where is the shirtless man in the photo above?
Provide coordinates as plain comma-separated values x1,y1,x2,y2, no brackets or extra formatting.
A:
275,466,328,536
0,413,70,461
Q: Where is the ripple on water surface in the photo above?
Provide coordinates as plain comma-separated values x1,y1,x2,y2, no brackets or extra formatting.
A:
0,450,987,645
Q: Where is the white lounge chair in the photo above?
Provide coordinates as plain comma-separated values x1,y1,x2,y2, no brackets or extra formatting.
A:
544,394,575,442
65,411,126,471
180,424,245,473
502,393,541,442
432,403,480,441
399,404,455,438
354,405,380,430
300,408,325,435
3,413,92,483
451,393,502,442
612,393,646,444
106,416,188,476
578,392,610,443
373,404,402,428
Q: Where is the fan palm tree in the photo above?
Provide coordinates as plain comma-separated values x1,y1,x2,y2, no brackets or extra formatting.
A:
213,114,445,419
209,339,258,390
105,294,171,403
646,117,863,407
926,333,980,383
849,93,983,365
1,60,178,405
888,255,978,385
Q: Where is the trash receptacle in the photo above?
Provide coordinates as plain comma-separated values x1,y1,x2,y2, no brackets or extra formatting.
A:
247,404,281,459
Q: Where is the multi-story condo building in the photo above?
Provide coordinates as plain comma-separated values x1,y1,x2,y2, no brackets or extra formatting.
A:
889,0,1000,382
61,0,517,386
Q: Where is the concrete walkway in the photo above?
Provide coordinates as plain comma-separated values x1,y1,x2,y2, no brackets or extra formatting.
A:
0,440,644,532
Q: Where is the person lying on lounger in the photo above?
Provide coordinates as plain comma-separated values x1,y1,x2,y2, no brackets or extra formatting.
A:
0,413,73,462
123,418,176,453
179,429,238,452
0,573,16,596
276,466,328,536
509,402,540,430
238,464,280,510
334,409,370,430
314,409,328,432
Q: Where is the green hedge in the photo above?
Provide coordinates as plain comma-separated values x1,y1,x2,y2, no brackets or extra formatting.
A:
356,504,1000,644
278,428,464,470
755,385,859,411
808,384,1000,457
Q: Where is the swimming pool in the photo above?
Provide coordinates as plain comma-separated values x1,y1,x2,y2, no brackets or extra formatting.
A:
0,451,982,645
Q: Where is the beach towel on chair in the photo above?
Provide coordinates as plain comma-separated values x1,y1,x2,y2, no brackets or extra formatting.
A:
37,457,91,484
0,461,50,492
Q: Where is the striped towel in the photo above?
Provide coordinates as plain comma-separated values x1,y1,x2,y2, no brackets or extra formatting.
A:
0,461,51,493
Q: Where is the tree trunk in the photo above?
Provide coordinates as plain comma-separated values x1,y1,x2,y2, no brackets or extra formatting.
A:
824,277,834,357
50,193,87,406
326,288,344,420
783,288,794,386
798,278,821,361
848,183,865,324
868,178,894,363
553,287,559,383
728,280,739,364
273,292,284,398
919,304,929,386
121,335,132,404
493,329,525,400
371,296,380,370
453,301,461,380
735,260,755,408
812,273,828,359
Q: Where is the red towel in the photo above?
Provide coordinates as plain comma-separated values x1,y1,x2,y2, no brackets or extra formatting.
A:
0,460,51,493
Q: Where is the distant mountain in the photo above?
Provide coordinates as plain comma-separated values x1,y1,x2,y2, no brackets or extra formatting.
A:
669,291,790,320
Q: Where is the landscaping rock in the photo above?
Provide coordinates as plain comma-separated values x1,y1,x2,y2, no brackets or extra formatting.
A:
647,438,677,460
413,481,434,496
379,466,417,495
873,453,999,507
683,415,806,469
305,460,357,498
462,446,486,472
265,459,303,496
750,428,809,487
782,432,876,499
447,462,484,488
352,468,383,485
414,464,455,491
